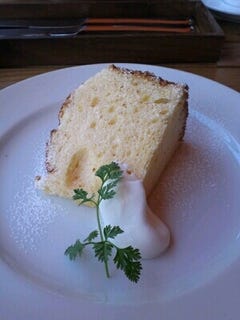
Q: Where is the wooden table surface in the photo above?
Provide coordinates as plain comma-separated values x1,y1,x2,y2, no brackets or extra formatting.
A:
0,19,239,92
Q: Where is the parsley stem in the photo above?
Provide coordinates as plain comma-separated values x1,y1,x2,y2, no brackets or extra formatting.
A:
96,202,104,241
66,162,142,283
96,196,110,278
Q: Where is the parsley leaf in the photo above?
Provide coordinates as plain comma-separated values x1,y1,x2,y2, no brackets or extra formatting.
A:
113,246,142,283
84,230,98,242
65,240,85,260
104,225,124,240
73,188,94,204
93,241,113,262
95,162,122,184
98,180,120,200
65,162,142,282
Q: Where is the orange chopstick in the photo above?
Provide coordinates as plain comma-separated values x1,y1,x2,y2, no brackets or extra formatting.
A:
87,18,192,26
84,25,192,33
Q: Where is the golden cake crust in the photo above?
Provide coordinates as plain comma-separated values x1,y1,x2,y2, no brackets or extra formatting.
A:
36,64,188,200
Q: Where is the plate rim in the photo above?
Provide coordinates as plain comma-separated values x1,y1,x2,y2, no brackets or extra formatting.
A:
1,62,240,320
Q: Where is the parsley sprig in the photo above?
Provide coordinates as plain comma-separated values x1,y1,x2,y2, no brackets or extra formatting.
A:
65,162,142,283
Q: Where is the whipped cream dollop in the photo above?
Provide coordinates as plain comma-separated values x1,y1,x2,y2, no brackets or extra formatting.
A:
99,166,170,259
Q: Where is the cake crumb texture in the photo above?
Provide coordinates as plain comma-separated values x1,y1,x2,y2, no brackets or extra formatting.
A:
36,65,188,199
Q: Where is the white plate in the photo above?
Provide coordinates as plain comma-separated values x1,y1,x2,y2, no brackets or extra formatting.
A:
202,0,240,22
0,63,240,319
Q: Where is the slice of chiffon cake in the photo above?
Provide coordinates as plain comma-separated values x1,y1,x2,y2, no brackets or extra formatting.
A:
35,65,188,199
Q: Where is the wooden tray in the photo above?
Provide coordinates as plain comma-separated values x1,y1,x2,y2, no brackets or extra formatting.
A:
0,0,224,67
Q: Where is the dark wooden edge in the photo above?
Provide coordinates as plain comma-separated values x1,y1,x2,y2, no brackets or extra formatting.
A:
0,1,225,66
0,1,209,20
195,2,224,36
0,1,224,36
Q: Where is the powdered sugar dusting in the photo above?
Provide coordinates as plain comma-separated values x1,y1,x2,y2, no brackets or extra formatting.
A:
8,175,64,253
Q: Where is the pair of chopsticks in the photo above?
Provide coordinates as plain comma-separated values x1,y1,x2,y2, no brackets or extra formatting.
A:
0,17,194,39
83,18,194,33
